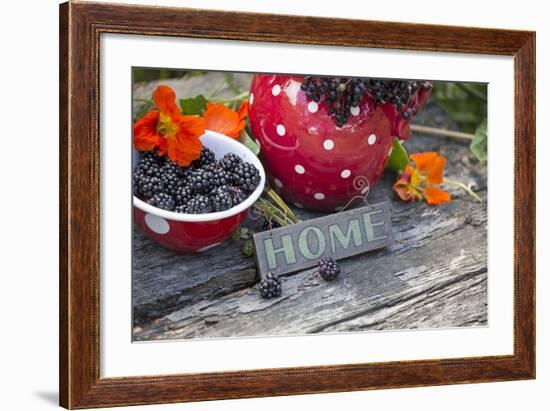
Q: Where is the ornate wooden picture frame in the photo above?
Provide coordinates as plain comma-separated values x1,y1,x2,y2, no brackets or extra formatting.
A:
59,1,535,408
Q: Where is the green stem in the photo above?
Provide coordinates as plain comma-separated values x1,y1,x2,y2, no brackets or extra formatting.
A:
253,201,291,227
266,190,301,224
211,91,249,104
443,178,482,202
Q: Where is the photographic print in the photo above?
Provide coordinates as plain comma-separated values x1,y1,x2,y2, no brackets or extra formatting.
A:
131,68,488,342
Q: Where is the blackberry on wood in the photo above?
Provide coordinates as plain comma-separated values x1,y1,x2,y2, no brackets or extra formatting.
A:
259,272,282,299
148,193,175,211
317,257,341,281
232,162,261,192
185,195,212,214
209,186,234,212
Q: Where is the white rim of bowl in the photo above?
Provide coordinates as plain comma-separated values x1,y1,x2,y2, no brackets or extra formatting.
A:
133,130,266,223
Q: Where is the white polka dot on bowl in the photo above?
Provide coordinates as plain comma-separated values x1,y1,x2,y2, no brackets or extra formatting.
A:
249,93,254,105
272,84,281,96
341,169,351,179
145,214,170,234
368,134,377,145
276,124,286,136
350,106,360,116
307,101,318,113
295,164,305,174
323,139,334,150
314,193,325,200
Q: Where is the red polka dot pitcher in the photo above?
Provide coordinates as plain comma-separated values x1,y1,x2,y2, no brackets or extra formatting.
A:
248,75,432,212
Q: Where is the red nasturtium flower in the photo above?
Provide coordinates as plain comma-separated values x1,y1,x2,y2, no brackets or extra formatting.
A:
393,152,451,206
134,85,206,167
204,101,248,139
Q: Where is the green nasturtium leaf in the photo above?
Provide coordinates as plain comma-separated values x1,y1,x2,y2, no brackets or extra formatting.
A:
386,138,409,173
239,128,261,156
470,118,488,162
134,99,155,122
180,95,207,115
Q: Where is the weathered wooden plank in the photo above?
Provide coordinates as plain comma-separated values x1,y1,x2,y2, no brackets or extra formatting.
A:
134,191,487,340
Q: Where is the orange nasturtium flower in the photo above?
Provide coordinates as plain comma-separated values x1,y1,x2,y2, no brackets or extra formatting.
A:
133,85,206,167
393,152,451,206
204,101,248,139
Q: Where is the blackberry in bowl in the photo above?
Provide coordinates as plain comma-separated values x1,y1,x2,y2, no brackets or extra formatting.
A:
133,130,266,254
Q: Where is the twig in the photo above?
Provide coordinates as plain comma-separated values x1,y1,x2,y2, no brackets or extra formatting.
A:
443,178,482,202
410,124,474,141
266,190,300,224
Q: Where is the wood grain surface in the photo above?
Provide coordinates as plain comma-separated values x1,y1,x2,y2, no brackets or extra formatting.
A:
59,2,535,408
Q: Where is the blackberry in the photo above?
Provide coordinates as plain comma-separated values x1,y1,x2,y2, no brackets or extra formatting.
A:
209,186,234,212
172,185,193,206
228,186,249,204
188,169,215,194
317,257,341,281
133,152,164,198
301,76,431,127
211,166,233,187
159,169,183,195
134,175,164,199
194,147,216,168
220,153,243,171
174,204,187,214
148,192,175,211
161,159,182,175
180,167,195,185
135,151,163,178
232,162,261,192
185,195,212,214
258,272,282,299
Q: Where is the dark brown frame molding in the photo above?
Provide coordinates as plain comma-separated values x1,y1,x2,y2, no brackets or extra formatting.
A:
59,1,536,408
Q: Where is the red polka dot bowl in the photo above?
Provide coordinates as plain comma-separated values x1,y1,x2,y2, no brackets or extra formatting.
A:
248,74,431,211
133,130,266,254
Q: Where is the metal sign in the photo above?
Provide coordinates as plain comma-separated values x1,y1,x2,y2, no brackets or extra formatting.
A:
253,202,393,277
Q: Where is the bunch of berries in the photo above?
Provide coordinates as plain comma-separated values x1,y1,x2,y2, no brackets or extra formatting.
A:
133,148,261,214
301,76,431,127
